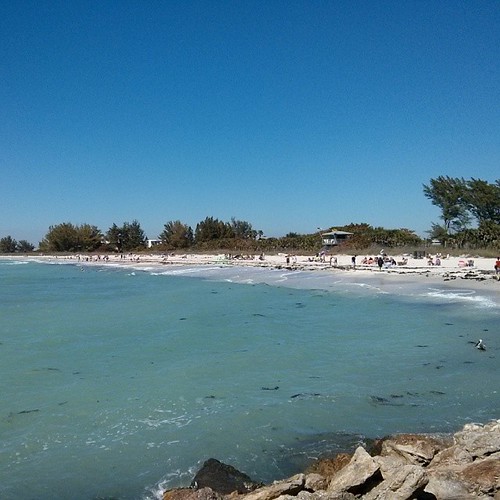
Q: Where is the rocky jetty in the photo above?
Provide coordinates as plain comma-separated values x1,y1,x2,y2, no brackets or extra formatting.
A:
162,420,500,500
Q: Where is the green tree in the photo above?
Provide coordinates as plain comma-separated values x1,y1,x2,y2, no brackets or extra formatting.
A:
454,221,500,249
0,236,17,253
464,178,500,224
106,220,146,252
123,220,146,250
39,223,79,252
427,223,450,243
106,223,122,251
195,217,232,243
78,224,103,252
17,240,35,252
40,223,103,252
423,176,469,233
230,218,257,239
159,220,194,249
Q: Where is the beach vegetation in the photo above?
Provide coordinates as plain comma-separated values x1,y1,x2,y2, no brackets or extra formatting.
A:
463,178,500,224
106,220,147,252
39,223,103,252
195,217,234,242
19,178,500,255
423,176,500,248
328,224,422,250
230,217,257,239
0,235,18,253
159,220,194,249
423,176,469,233
276,233,319,252
0,236,35,253
17,240,35,252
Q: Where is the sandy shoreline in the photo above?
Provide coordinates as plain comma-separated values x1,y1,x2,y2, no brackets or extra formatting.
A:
6,252,499,303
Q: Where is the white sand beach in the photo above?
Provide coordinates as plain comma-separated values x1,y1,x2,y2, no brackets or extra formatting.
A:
27,251,500,297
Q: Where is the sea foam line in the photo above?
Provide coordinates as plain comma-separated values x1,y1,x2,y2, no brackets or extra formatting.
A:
425,288,496,308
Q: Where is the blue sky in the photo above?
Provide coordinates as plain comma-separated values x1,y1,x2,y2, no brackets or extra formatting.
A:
1,0,499,244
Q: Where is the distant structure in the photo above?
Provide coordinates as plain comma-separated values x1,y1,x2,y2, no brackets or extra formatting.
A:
146,239,161,248
320,231,353,249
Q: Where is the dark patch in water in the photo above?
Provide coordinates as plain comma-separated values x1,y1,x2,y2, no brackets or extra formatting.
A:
290,393,322,399
444,323,454,326
369,396,403,407
295,303,306,308
262,386,279,391
416,345,429,348
252,313,266,317
463,361,474,364
58,401,68,405
435,365,444,369
204,395,216,399
429,390,446,395
33,367,61,372
179,318,187,321
17,409,39,414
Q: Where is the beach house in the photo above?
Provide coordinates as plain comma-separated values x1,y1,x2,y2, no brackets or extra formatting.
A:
146,239,161,248
320,231,353,248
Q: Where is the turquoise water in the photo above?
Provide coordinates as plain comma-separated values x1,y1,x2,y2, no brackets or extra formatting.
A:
0,259,498,499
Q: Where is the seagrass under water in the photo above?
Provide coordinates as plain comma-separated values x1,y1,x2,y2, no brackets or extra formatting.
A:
0,259,498,499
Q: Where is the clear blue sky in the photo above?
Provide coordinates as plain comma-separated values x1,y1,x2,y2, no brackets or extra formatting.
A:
1,0,499,244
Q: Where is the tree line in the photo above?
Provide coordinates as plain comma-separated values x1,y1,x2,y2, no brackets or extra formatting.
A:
423,176,499,248
32,217,262,253
0,236,35,253
1,176,498,253
0,220,425,254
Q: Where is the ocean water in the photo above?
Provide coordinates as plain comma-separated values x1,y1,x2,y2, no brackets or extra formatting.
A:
0,258,498,500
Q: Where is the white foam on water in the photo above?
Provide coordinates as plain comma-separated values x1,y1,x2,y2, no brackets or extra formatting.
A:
425,288,497,308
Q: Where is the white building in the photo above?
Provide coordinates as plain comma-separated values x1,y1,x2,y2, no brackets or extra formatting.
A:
320,231,353,248
146,239,161,248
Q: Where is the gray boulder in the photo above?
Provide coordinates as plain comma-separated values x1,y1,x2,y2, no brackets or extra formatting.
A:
378,433,449,466
453,420,500,458
327,446,381,496
242,474,305,500
363,464,427,500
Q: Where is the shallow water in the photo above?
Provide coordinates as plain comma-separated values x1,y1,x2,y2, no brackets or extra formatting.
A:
0,259,498,499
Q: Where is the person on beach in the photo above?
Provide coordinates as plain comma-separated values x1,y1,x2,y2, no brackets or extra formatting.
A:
495,257,500,279
377,256,384,270
351,255,356,268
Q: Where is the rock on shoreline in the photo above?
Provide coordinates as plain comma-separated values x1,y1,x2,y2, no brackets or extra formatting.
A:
162,420,500,500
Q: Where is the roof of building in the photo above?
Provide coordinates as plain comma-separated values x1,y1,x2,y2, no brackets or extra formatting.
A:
321,231,353,237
